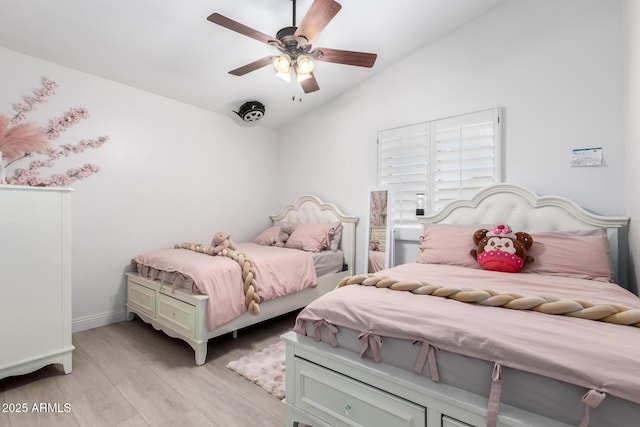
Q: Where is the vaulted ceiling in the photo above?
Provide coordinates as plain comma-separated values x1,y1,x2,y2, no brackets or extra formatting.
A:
0,0,504,129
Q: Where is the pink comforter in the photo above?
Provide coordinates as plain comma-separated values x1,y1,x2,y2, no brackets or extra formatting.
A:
133,242,317,331
294,263,640,406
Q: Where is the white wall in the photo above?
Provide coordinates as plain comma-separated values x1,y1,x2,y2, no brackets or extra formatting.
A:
0,47,279,331
625,0,640,294
278,0,626,275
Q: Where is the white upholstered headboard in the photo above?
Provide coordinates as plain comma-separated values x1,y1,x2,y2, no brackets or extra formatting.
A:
270,195,359,275
411,184,630,288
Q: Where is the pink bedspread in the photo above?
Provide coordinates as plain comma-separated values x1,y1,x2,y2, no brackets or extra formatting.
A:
133,242,317,331
294,263,640,406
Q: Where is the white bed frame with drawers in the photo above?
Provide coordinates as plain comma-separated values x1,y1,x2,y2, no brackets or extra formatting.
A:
126,194,358,365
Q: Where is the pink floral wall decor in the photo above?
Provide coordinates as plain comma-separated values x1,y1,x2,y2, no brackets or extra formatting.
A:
1,77,109,187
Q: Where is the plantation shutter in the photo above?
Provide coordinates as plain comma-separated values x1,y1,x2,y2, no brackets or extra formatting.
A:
378,108,501,226
378,123,428,226
431,109,501,212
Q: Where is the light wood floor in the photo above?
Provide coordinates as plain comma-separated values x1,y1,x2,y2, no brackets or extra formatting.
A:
0,311,300,427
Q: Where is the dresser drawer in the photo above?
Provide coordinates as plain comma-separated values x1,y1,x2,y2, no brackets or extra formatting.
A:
128,280,156,317
442,415,474,427
157,294,196,338
294,358,425,427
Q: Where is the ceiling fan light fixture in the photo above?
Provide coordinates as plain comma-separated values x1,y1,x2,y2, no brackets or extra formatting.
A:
296,55,314,75
273,54,291,73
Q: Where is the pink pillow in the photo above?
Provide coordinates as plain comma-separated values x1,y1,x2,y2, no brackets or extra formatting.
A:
253,225,281,246
285,223,334,252
416,224,482,269
525,230,612,282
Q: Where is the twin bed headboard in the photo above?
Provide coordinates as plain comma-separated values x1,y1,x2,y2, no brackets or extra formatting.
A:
270,195,359,275
415,183,630,289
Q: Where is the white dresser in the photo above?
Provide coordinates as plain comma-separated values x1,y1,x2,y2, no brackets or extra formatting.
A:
0,185,73,379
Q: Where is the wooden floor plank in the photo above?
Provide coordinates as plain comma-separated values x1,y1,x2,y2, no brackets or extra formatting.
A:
1,369,79,427
0,311,300,427
53,345,141,426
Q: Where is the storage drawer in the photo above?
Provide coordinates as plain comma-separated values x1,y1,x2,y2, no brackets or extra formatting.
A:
128,280,156,317
294,358,425,427
157,294,196,338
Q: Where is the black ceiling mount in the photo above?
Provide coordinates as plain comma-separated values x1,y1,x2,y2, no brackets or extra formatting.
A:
234,101,266,122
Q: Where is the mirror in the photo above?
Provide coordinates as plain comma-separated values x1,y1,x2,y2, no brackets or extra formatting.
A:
365,189,391,273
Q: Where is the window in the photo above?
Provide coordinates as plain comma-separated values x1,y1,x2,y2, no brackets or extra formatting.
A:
378,108,502,226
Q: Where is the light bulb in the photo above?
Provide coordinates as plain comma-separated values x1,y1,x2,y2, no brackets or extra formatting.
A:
296,55,314,75
273,54,291,73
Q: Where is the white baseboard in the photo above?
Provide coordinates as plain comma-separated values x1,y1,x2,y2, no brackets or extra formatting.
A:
72,309,127,333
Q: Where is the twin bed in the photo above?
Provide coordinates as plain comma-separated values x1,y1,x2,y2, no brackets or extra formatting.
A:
125,194,357,365
283,184,639,427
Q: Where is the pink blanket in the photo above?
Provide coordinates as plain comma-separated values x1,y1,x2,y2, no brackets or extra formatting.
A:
133,242,317,331
294,263,640,406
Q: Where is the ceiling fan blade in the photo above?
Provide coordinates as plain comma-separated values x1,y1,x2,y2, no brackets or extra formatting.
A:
294,0,342,45
229,56,274,76
300,73,320,93
313,47,377,68
207,13,279,46
293,63,320,93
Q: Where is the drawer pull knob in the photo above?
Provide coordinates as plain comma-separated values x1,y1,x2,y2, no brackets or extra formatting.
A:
343,403,352,415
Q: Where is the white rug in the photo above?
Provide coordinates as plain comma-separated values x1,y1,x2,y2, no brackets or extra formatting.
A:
226,340,286,399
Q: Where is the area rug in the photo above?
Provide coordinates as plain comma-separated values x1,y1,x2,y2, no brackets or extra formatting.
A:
226,340,286,399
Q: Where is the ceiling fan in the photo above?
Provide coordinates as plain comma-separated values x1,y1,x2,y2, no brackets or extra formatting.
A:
207,0,377,94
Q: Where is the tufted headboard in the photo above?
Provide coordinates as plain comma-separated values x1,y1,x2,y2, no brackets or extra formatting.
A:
270,195,358,275
414,183,630,288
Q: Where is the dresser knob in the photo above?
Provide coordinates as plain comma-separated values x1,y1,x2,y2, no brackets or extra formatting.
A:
343,403,352,415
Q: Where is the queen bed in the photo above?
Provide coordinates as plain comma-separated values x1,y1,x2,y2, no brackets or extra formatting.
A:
282,184,638,427
125,194,357,365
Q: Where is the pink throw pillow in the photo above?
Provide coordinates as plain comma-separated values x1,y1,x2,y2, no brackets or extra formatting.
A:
285,223,334,252
253,225,281,246
416,224,482,269
525,230,612,282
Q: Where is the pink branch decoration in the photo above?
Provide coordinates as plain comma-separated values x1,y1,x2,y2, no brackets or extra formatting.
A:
9,136,109,187
43,107,90,140
11,78,58,124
